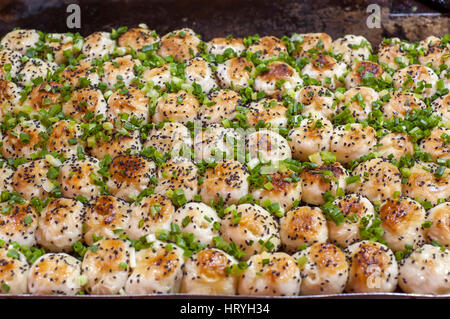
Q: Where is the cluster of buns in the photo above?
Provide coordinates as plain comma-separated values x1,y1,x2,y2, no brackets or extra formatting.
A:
0,26,448,296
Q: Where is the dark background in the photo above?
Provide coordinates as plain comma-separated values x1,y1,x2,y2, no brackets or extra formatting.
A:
0,0,449,45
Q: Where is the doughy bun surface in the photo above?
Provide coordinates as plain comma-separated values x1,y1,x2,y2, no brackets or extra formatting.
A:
1,26,449,297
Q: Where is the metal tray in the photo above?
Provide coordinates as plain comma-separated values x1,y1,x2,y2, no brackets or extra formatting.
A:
0,293,449,299
1,0,449,44
0,0,449,299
